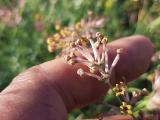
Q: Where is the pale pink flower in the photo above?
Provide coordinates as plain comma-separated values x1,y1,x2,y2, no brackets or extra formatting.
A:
65,32,122,83
148,69,160,110
0,8,21,27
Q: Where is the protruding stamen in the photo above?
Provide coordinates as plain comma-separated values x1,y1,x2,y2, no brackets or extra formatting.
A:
85,72,102,80
75,39,82,46
96,32,103,39
72,57,91,66
76,46,94,62
68,59,76,65
77,68,84,76
105,49,109,72
102,36,108,44
100,51,105,63
88,62,99,73
96,32,101,38
117,48,123,54
110,48,122,72
77,68,102,80
64,55,71,61
89,39,100,61
112,54,120,67
69,51,76,58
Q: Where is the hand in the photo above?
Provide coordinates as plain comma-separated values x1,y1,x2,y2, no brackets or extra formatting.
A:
0,35,153,120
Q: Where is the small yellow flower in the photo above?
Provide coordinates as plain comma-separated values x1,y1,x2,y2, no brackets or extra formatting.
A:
55,24,61,31
47,37,54,45
46,33,61,52
75,22,82,31
120,102,133,115
58,41,66,48
48,45,55,53
60,28,72,37
112,82,126,96
53,33,60,40
47,34,59,44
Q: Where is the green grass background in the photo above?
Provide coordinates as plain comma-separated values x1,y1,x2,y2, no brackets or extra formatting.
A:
0,0,160,119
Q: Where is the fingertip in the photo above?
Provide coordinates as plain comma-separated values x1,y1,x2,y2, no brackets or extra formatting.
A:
130,35,155,52
109,35,154,82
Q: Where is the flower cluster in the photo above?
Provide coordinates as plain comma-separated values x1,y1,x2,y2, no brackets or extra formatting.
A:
112,81,148,116
65,32,122,84
47,24,151,118
49,17,151,118
62,30,150,118
46,11,105,53
63,31,152,117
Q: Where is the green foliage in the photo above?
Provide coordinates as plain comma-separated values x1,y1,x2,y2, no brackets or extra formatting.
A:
0,0,160,119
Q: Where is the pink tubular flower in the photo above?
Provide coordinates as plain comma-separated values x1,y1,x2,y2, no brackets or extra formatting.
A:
65,32,122,84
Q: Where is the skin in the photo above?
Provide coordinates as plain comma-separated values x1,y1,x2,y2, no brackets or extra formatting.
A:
0,35,154,120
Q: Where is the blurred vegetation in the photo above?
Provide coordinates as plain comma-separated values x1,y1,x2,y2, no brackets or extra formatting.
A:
0,0,160,119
